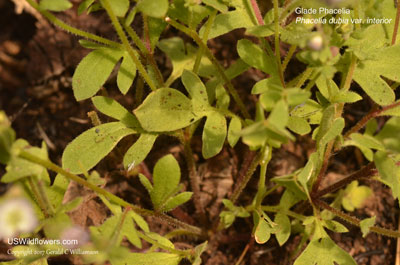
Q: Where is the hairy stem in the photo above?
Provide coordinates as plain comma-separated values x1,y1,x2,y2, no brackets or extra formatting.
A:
137,231,191,256
344,100,400,139
230,151,261,204
282,45,297,72
166,18,251,119
18,150,203,236
123,23,164,87
273,0,285,87
392,0,400,45
315,199,400,238
25,0,120,48
316,162,376,198
181,129,207,223
100,0,157,91
27,177,53,218
193,10,217,74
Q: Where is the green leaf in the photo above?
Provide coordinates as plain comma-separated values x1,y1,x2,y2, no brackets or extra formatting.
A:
374,151,400,200
228,116,241,147
267,100,288,129
246,24,275,37
2,140,48,183
39,0,72,11
72,48,123,101
117,52,137,95
108,0,129,17
129,210,149,232
78,0,95,15
342,181,373,211
134,88,200,132
123,133,157,169
151,155,181,210
138,173,153,194
202,0,228,12
294,235,357,265
323,220,348,233
274,213,291,246
168,0,211,28
360,216,376,237
352,45,400,105
62,122,136,174
319,117,345,147
158,38,215,85
287,116,311,135
181,70,211,115
202,111,227,159
297,153,317,194
379,100,400,116
148,18,167,51
254,218,272,244
163,192,193,212
92,96,141,128
375,117,400,153
237,39,277,75
121,252,181,265
192,241,208,265
202,10,254,39
331,91,362,103
0,120,15,164
137,0,168,18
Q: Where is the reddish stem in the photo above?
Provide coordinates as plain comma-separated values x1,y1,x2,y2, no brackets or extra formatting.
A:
250,0,265,25
392,0,400,45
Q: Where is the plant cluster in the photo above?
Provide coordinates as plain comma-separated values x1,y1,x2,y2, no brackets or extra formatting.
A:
1,0,400,264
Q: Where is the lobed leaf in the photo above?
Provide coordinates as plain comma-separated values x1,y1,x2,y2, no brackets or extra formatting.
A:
134,88,200,132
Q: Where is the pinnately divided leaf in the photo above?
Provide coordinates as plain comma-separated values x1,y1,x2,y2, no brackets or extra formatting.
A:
134,88,201,132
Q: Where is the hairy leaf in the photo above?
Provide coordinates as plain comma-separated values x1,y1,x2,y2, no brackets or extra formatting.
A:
72,48,123,101
123,133,157,169
62,122,136,174
151,155,181,210
134,88,200,132
137,0,168,18
117,52,137,94
202,111,227,159
39,0,72,11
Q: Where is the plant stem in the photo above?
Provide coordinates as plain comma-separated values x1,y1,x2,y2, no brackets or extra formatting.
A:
255,145,271,208
27,177,53,218
123,23,164,87
344,100,400,139
137,231,191,256
249,0,264,25
230,151,261,204
316,162,376,198
181,129,207,223
273,0,285,87
25,0,120,48
261,205,306,221
193,10,217,74
392,0,400,45
17,150,203,236
165,18,251,119
282,45,297,72
100,0,157,91
295,68,313,88
315,199,400,238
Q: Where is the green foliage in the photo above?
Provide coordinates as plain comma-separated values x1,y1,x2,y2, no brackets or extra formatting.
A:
72,48,123,101
4,0,400,264
140,155,192,212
